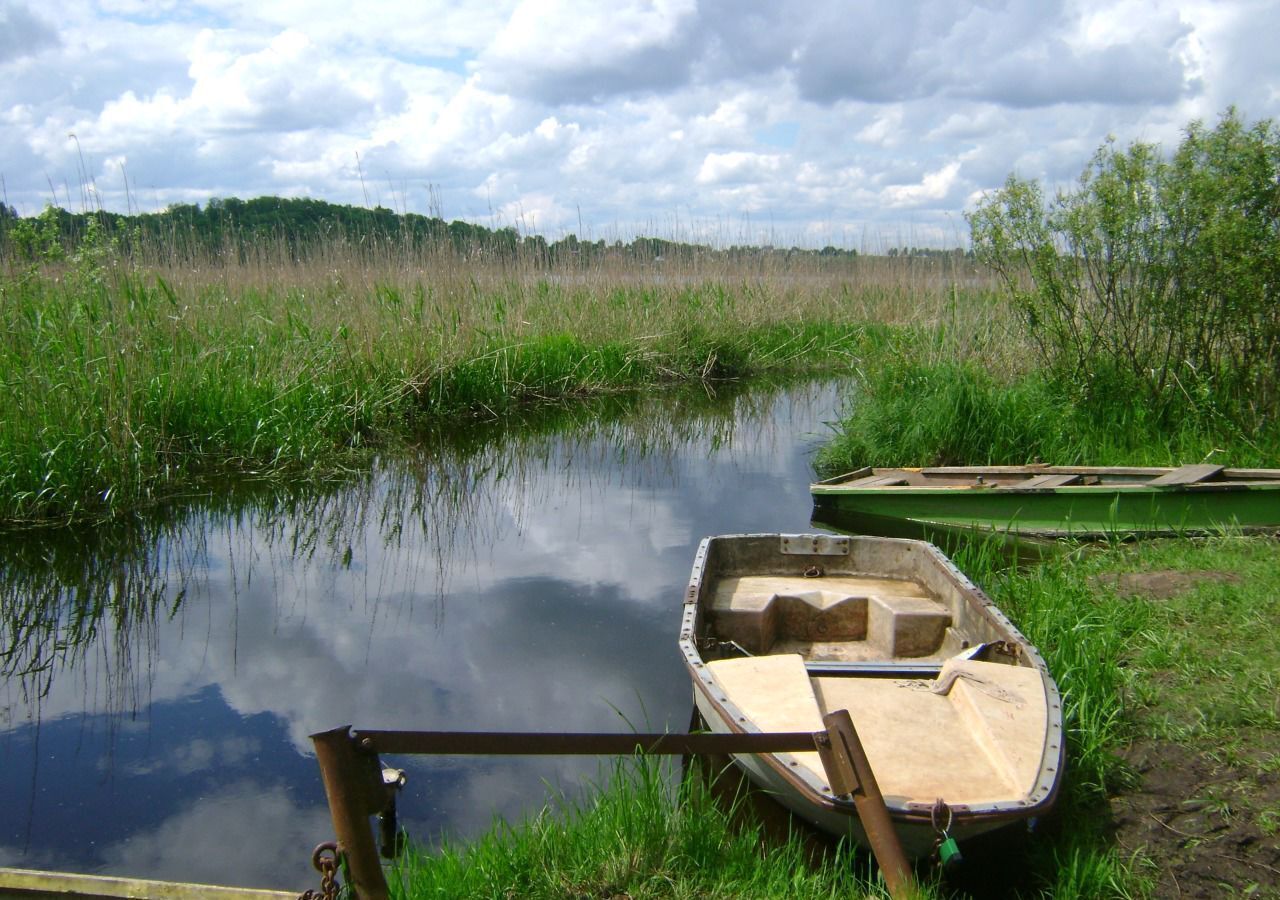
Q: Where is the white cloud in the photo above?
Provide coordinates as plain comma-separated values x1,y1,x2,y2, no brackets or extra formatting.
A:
103,781,332,889
856,107,905,147
481,0,700,102
0,0,1276,241
181,28,399,133
696,150,784,185
881,160,962,208
494,191,573,232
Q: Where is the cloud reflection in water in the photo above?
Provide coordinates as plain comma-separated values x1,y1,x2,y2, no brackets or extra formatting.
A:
0,379,847,889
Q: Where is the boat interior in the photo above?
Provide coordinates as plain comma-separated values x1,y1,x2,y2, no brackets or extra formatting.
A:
824,462,1280,490
699,570,1050,806
705,572,991,668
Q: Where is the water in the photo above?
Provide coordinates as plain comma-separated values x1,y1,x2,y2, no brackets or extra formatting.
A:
0,379,849,890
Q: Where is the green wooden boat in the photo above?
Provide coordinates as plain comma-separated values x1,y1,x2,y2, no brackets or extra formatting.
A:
810,464,1280,538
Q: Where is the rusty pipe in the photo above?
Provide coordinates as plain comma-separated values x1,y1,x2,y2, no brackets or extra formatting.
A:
816,710,918,900
311,726,390,900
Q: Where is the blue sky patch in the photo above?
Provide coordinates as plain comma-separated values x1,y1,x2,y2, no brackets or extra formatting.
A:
755,121,800,149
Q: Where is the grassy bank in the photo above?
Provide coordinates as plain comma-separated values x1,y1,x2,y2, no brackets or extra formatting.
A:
390,757,890,900
814,356,1280,475
0,248,981,527
385,535,1278,899
994,535,1280,898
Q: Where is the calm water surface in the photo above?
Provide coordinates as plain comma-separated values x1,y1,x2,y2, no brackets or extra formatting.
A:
0,380,849,890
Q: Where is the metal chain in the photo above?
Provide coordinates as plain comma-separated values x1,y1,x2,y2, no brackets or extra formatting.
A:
298,841,341,900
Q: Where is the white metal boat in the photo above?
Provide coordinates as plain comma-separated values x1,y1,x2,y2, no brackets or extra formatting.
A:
679,533,1064,858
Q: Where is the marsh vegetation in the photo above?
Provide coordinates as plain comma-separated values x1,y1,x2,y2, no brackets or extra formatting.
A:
0,217,980,527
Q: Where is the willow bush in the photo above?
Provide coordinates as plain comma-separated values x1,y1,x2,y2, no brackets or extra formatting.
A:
968,108,1280,428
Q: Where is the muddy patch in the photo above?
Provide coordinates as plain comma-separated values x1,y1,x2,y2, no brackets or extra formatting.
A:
1091,569,1242,601
1112,739,1280,898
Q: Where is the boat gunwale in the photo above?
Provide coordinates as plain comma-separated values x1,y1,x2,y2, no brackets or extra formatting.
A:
678,533,1064,830
812,465,1280,491
810,481,1280,494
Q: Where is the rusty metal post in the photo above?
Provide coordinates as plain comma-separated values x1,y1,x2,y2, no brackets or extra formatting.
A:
815,710,918,900
311,726,390,900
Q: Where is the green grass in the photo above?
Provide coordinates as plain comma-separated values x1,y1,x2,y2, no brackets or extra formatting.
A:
390,757,901,900
961,535,1279,898
1104,537,1280,746
815,356,1280,475
1,230,1006,527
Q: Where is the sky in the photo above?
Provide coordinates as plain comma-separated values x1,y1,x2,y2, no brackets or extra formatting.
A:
2,0,1278,248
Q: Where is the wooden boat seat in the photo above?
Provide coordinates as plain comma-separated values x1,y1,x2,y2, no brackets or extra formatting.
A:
812,658,1048,805
1014,473,1081,489
843,473,910,487
1148,463,1224,486
706,654,1048,807
708,575,951,658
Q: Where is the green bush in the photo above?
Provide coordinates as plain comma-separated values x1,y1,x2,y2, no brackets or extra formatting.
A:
968,109,1280,427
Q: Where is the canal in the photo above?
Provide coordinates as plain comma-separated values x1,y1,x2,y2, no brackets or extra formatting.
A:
0,378,849,890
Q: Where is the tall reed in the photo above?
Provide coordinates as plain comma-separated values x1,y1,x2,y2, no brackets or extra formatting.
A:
0,235,1003,526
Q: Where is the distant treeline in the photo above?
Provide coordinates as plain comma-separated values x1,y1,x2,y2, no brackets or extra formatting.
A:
0,195,969,265
0,196,828,264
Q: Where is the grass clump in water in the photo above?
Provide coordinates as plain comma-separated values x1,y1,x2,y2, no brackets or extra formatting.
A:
392,757,897,900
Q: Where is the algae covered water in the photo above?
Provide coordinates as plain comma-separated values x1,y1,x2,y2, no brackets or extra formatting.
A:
0,379,847,890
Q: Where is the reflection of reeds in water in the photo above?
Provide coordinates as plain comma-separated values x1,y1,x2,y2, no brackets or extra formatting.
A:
0,520,174,720
0,377,837,729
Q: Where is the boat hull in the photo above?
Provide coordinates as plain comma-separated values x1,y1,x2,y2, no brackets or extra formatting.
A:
811,466,1280,537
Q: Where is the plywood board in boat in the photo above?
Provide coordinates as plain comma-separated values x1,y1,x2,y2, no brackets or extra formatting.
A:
706,654,1049,807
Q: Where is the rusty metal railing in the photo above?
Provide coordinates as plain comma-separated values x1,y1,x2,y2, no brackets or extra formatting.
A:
309,709,917,900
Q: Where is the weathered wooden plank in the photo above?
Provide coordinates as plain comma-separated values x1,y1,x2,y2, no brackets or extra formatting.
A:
0,867,296,900
1148,464,1225,486
351,728,819,756
1016,473,1081,489
846,474,910,488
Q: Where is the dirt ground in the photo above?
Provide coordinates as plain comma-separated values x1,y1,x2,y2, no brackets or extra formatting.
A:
1104,569,1280,899
1088,569,1242,601
1112,739,1280,899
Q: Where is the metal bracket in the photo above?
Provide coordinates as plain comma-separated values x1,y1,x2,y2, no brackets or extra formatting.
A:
779,534,849,556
